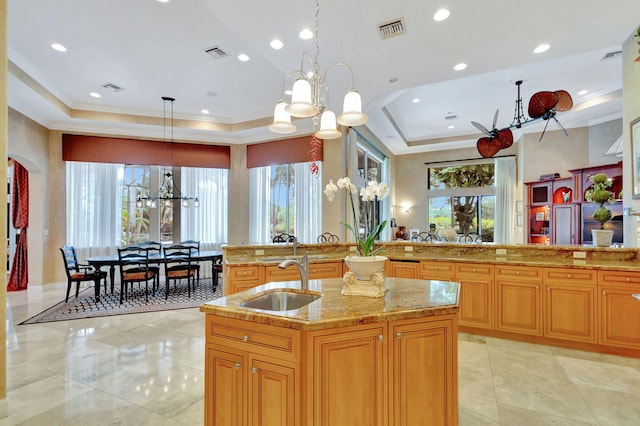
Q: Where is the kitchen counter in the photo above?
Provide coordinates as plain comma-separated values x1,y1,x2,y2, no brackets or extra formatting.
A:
200,277,460,330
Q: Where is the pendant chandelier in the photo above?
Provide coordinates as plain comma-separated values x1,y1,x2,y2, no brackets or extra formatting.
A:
268,0,368,138
136,97,200,209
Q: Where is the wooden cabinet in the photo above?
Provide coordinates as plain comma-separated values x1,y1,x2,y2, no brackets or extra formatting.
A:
455,263,494,329
552,204,579,245
205,315,301,426
389,317,458,426
528,181,552,205
226,265,263,295
388,260,420,278
308,261,342,279
420,261,455,281
598,271,640,350
495,265,542,336
526,177,579,245
543,268,597,343
307,323,386,426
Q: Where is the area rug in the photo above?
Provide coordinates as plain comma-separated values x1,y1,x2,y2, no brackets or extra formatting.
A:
20,278,223,325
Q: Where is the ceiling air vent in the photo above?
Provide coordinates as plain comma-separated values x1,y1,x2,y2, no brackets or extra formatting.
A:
378,18,406,40
205,45,229,59
601,50,622,61
101,83,124,92
445,115,457,121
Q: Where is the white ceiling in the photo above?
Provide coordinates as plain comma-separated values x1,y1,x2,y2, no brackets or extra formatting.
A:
7,0,638,155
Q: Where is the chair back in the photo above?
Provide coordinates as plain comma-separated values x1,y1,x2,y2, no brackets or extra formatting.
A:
163,244,196,274
60,246,80,278
273,233,296,243
411,232,432,243
180,240,200,251
317,232,339,243
139,241,161,258
118,246,152,280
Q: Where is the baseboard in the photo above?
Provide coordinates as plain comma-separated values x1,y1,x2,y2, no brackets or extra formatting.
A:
0,397,8,418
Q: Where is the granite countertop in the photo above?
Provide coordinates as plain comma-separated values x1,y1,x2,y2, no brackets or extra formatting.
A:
200,278,460,331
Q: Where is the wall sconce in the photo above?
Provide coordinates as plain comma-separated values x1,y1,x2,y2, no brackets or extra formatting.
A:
401,203,413,213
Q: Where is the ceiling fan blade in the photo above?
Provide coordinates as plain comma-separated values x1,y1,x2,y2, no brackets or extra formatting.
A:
555,90,573,112
528,91,559,119
471,121,491,136
538,118,551,143
492,109,499,129
553,116,568,136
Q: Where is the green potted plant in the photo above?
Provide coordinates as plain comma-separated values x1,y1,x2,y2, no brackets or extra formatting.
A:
585,173,615,247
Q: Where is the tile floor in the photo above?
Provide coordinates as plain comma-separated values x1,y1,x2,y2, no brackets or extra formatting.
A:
3,282,640,425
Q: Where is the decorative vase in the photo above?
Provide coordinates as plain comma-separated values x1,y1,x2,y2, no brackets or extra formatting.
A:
342,255,388,298
591,229,614,247
395,226,407,240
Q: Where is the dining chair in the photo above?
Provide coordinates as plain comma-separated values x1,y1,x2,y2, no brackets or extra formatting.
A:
317,232,339,243
411,232,432,242
180,240,201,284
59,246,107,302
139,241,162,291
273,233,296,243
117,246,156,304
163,244,197,299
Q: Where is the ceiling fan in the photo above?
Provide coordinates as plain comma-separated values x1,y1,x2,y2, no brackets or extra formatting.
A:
473,80,573,158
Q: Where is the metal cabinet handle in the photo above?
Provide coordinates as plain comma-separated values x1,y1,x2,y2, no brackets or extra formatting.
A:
626,277,631,282
435,266,439,270
602,291,607,296
472,268,476,273
234,363,241,370
251,367,258,374
536,286,539,290
396,332,402,339
378,334,384,341
242,335,249,342
567,274,572,279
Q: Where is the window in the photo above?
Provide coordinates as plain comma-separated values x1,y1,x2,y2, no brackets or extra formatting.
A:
426,162,495,241
249,161,322,243
355,143,389,238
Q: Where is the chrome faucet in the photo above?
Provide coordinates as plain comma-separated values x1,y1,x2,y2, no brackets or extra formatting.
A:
291,236,298,256
279,253,309,290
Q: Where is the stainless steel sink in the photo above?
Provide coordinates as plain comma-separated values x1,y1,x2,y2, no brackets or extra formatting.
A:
241,290,321,311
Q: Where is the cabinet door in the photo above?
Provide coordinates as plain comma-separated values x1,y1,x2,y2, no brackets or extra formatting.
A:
456,264,494,329
495,266,542,336
226,265,263,294
552,204,579,245
389,261,419,278
420,262,455,282
205,346,245,426
249,356,298,426
389,317,457,426
598,273,640,350
308,261,342,279
308,325,386,426
265,265,300,282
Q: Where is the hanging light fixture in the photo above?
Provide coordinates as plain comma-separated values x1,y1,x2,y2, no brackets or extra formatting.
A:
268,0,368,138
136,97,200,208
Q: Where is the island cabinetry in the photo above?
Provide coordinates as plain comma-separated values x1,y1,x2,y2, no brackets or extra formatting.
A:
495,265,542,336
543,268,597,343
420,261,455,281
456,263,495,329
388,260,420,278
226,265,264,295
389,317,458,426
205,315,301,426
598,270,640,350
307,323,386,426
265,261,342,282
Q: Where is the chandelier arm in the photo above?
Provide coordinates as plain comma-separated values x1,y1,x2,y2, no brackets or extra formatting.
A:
322,61,356,91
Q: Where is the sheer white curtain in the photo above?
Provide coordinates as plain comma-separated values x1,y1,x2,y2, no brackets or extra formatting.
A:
494,157,516,244
180,167,228,252
66,161,123,262
294,162,322,243
249,166,272,244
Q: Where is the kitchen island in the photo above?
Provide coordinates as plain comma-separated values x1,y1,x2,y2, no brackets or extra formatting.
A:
200,277,460,426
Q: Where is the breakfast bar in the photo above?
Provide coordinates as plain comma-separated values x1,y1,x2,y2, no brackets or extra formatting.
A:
200,277,460,425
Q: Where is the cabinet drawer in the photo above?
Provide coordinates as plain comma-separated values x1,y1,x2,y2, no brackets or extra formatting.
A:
207,315,301,362
228,265,261,281
543,268,596,284
455,263,494,276
265,265,300,282
495,265,542,281
421,262,454,274
598,270,640,286
309,261,342,279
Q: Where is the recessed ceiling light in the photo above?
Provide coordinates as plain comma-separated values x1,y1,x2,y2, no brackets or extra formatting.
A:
237,53,250,62
533,43,550,54
433,9,450,22
453,63,467,71
412,98,420,103
299,29,313,40
51,43,66,52
448,125,455,129
201,109,210,114
270,39,284,50
89,92,101,98
578,90,589,96
156,0,169,3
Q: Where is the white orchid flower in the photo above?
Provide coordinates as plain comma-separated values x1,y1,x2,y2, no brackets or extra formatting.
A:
324,180,338,201
376,182,390,200
336,177,351,189
360,185,376,201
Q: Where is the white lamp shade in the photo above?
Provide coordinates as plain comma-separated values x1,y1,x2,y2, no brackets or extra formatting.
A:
268,102,297,134
337,90,368,126
285,78,319,118
314,110,342,139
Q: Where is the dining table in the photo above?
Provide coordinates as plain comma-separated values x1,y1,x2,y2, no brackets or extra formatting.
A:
86,250,223,297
